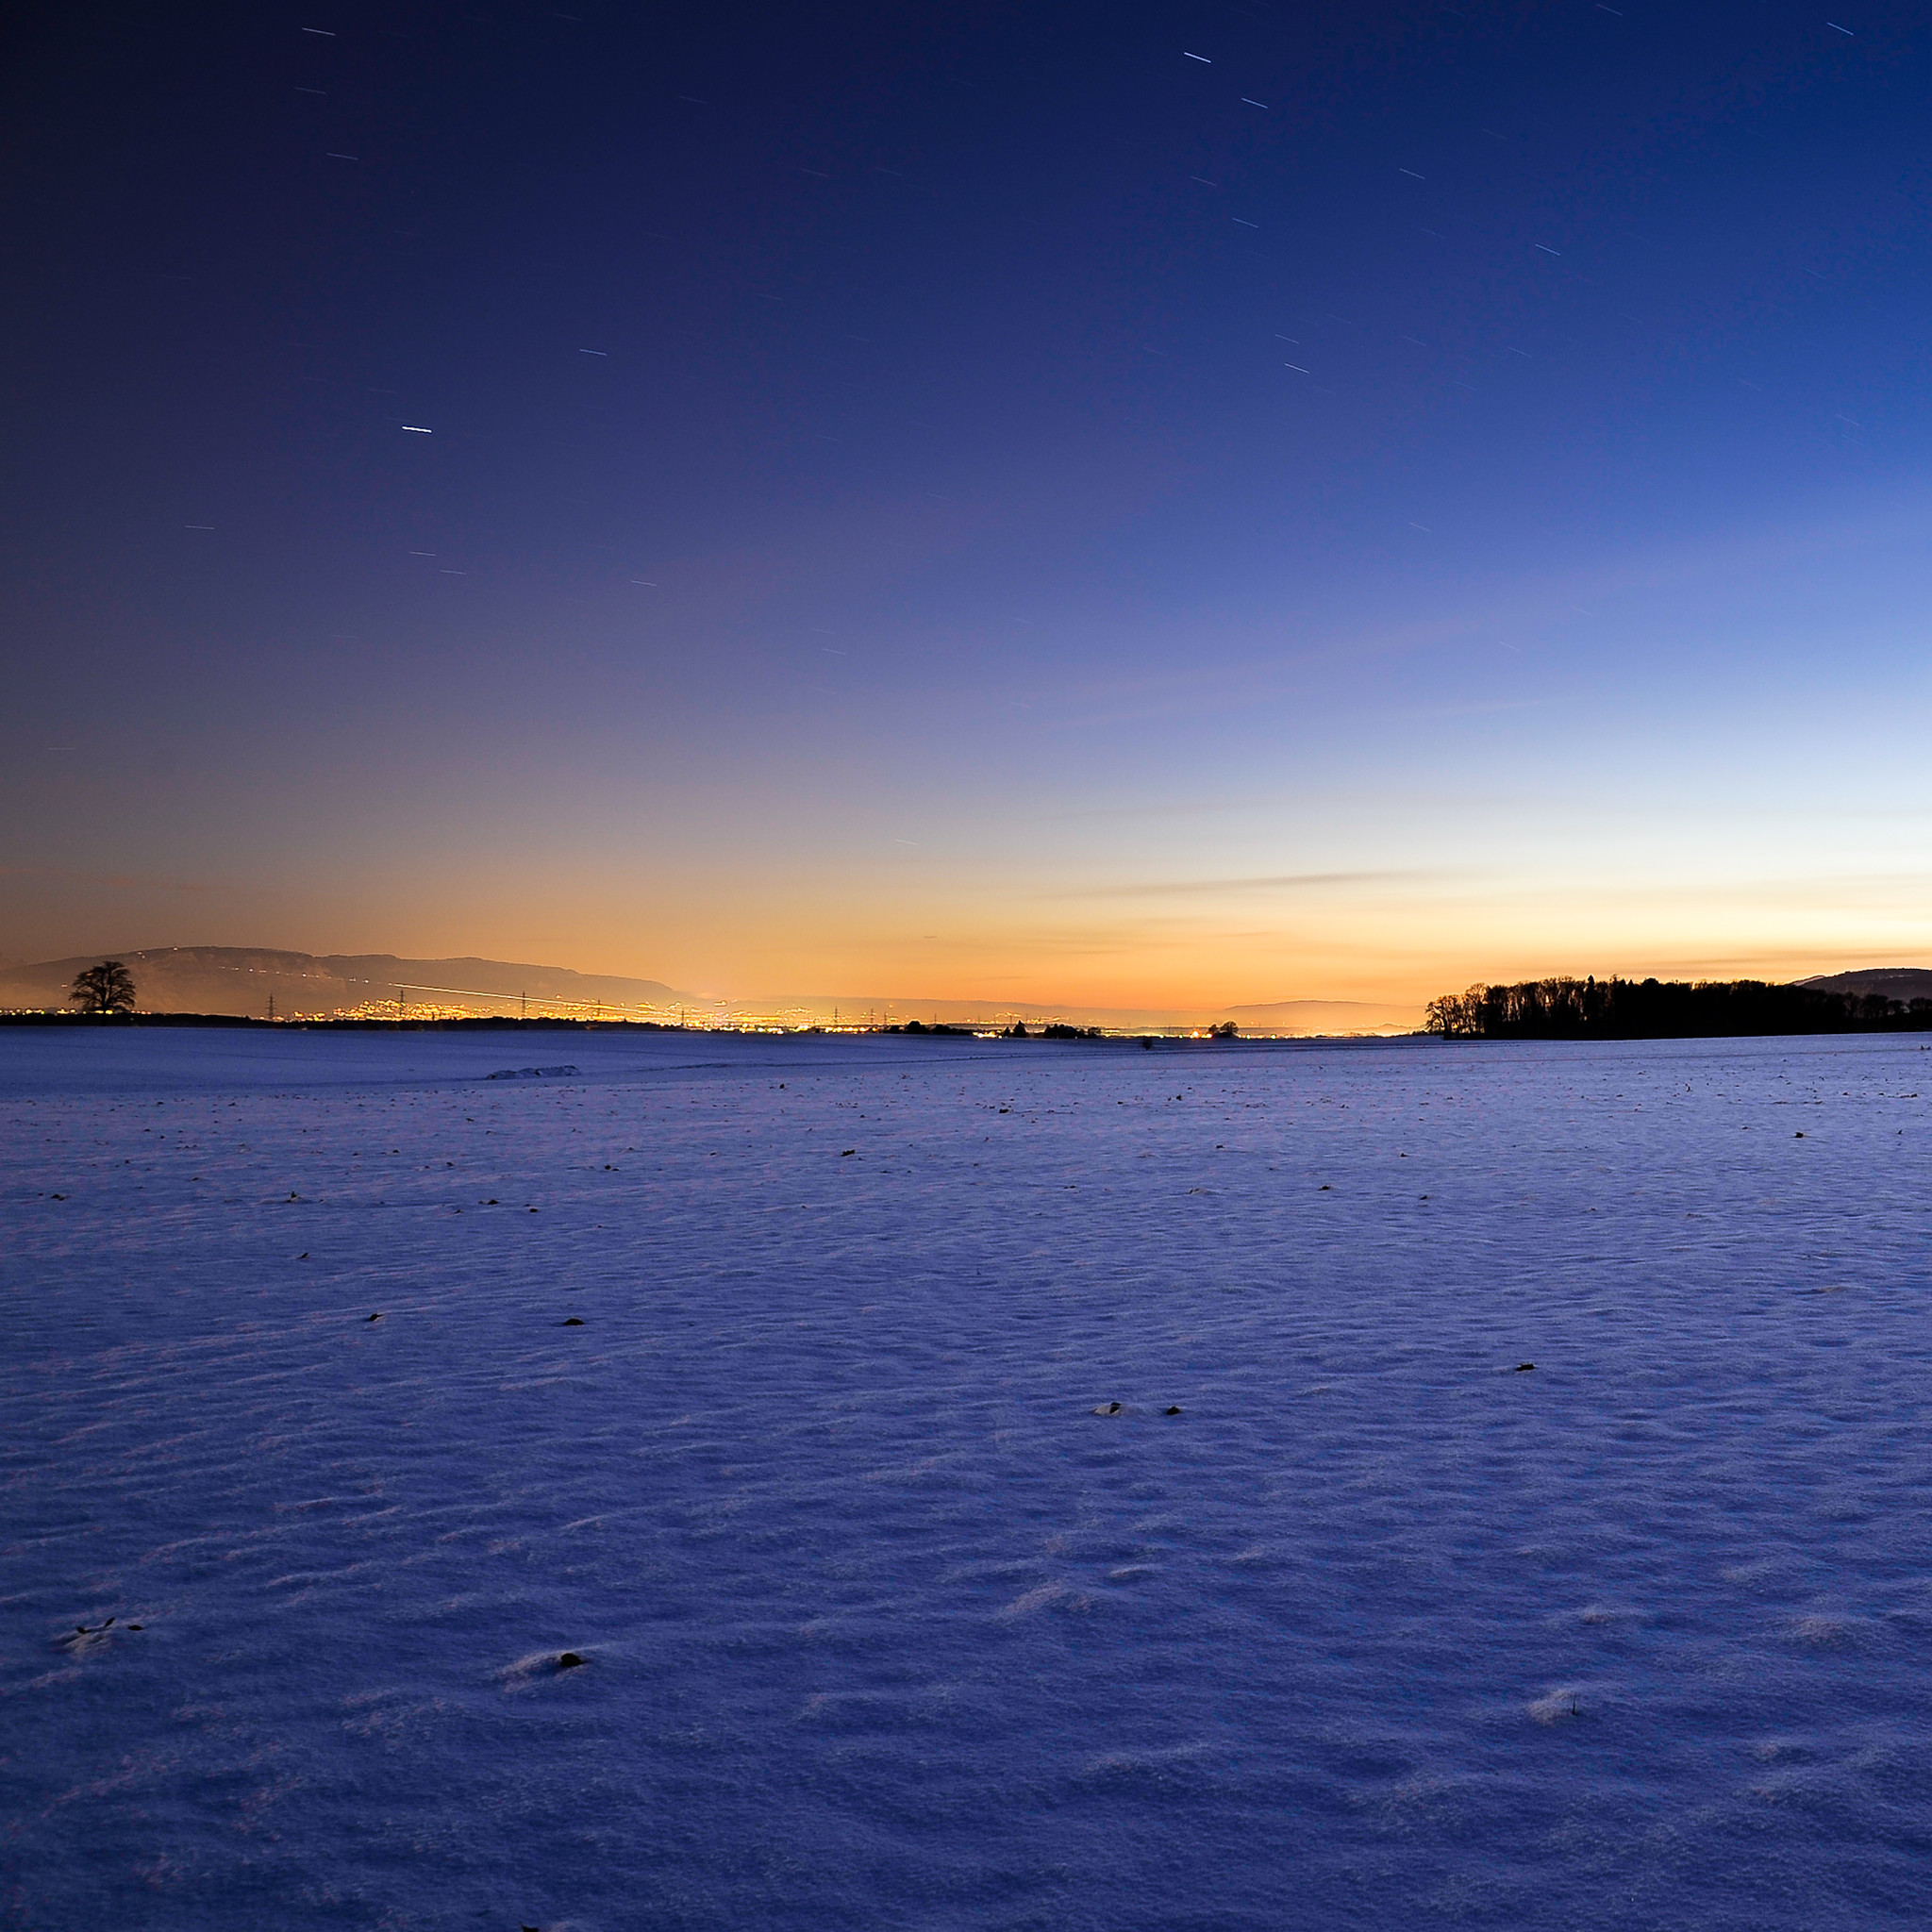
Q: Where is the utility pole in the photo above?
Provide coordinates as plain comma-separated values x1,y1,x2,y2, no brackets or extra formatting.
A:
267,992,275,1023
520,990,526,1022
397,987,406,1023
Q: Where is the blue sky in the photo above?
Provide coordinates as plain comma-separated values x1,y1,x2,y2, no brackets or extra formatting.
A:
4,0,1929,1003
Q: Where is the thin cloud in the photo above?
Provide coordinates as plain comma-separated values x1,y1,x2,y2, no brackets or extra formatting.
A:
1057,869,1443,899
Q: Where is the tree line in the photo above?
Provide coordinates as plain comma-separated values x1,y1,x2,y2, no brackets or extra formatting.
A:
1426,975,1932,1040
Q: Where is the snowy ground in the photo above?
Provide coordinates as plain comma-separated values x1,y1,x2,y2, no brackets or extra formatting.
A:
3,1026,1930,1930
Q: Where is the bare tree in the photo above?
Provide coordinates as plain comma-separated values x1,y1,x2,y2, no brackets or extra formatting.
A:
69,960,137,1015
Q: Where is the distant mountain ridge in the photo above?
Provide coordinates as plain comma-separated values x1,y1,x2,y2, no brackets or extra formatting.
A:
1795,968,1932,1004
0,947,692,1019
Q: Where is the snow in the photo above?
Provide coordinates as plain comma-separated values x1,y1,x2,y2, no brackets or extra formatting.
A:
4,1026,1930,1929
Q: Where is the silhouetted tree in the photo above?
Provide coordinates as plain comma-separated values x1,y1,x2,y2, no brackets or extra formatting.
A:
1424,973,1932,1041
69,959,137,1015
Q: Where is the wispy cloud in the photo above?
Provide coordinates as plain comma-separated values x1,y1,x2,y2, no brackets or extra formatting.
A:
1056,869,1442,899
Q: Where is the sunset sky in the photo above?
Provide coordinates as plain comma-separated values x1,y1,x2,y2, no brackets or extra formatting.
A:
5,0,1930,1008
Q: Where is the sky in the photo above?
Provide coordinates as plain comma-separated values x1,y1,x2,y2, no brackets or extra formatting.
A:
4,0,1931,1008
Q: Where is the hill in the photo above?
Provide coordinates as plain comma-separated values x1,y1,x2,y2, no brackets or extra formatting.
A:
1794,968,1932,1005
0,947,692,1020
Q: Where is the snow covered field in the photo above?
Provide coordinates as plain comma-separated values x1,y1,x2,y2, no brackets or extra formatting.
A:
4,1025,1930,1930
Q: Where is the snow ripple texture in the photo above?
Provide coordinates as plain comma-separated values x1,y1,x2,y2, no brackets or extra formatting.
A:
3,1028,1930,1930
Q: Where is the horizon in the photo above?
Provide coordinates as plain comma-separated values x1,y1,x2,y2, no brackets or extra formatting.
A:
4,940,1926,1037
0,939,1426,1030
7,4,1932,1001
